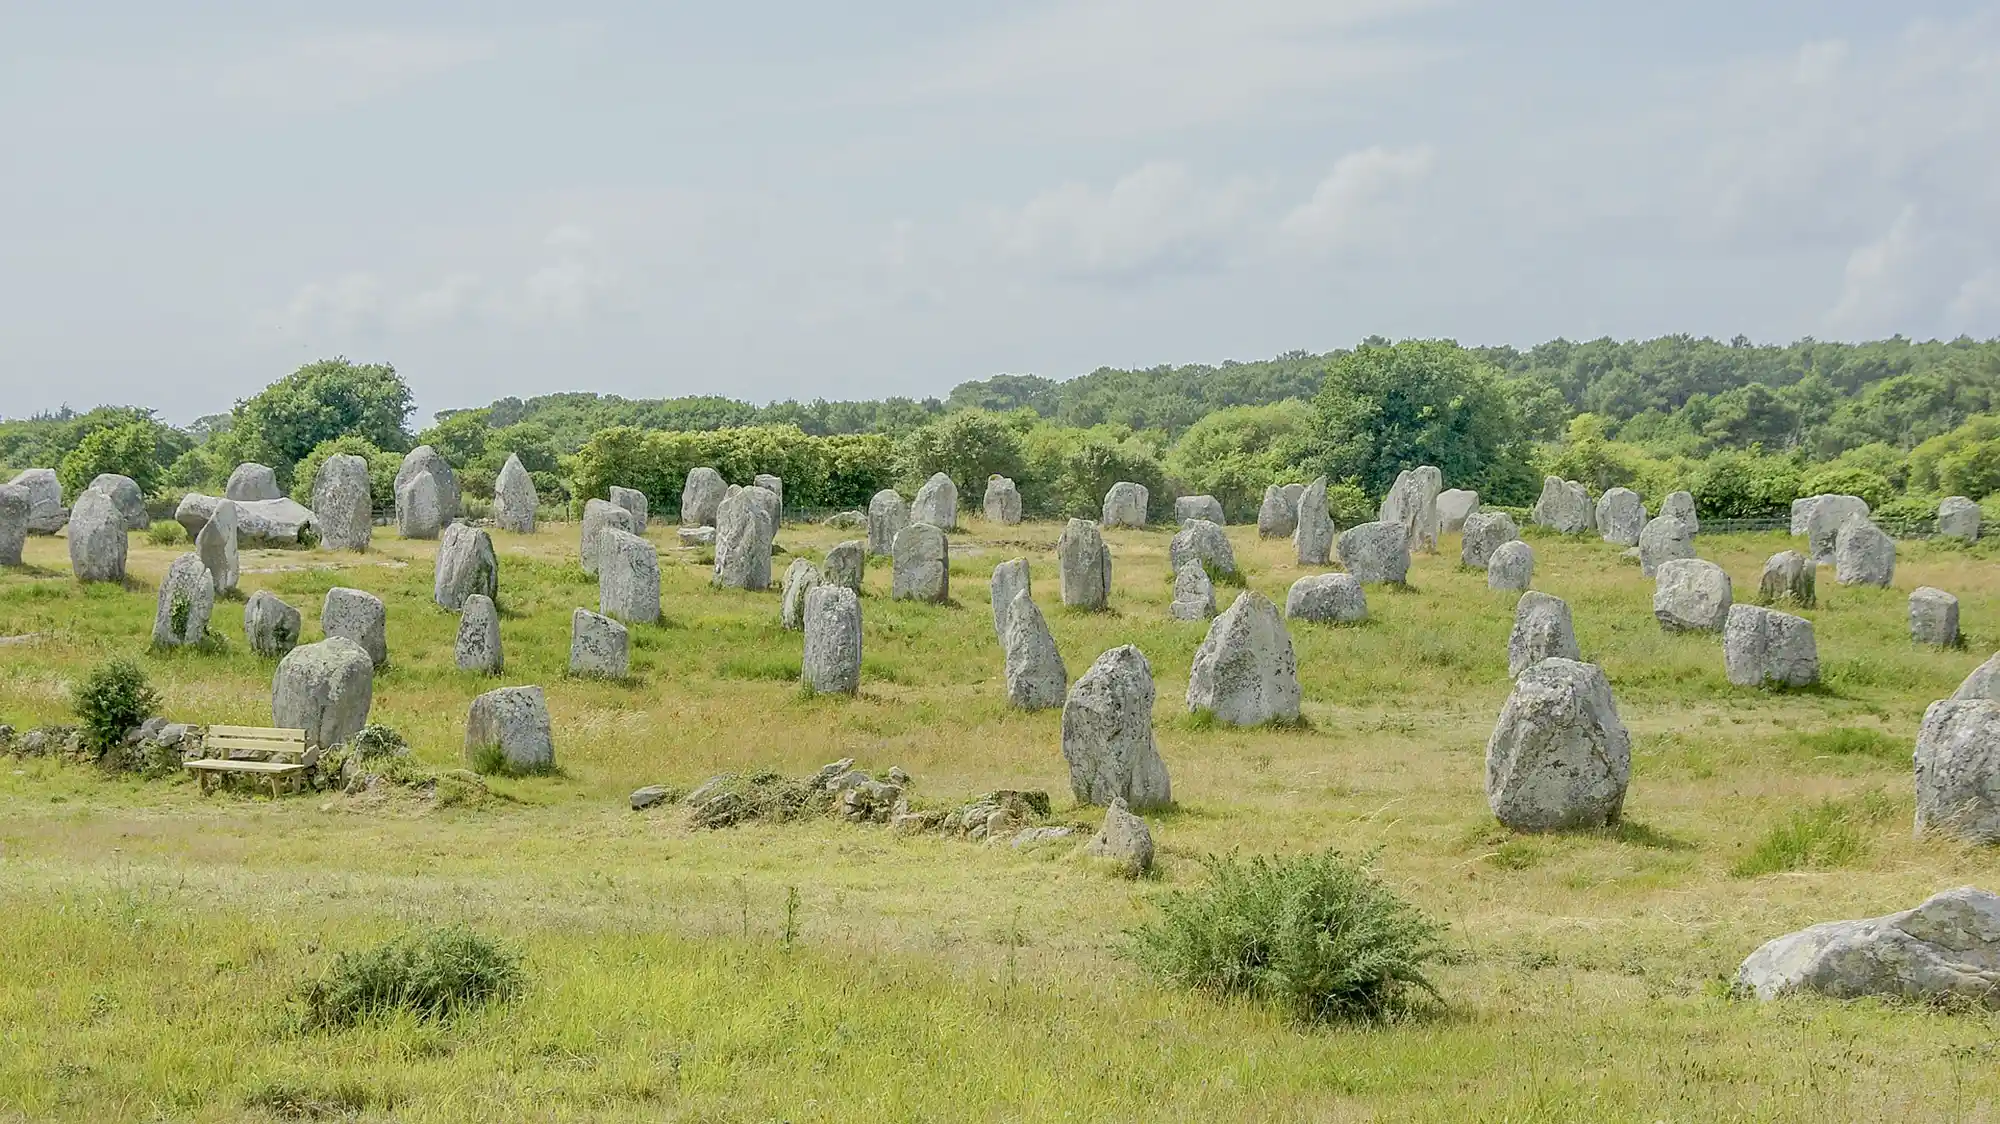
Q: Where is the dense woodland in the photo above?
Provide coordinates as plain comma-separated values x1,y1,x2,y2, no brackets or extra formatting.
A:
4,334,1999,527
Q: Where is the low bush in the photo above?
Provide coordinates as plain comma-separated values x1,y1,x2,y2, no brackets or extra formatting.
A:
70,658,159,752
1128,849,1446,1023
145,520,186,546
297,925,524,1030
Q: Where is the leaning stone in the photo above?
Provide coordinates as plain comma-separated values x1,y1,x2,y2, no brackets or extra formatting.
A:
195,498,239,595
1000,590,1067,709
1293,477,1334,565
1735,887,2000,1007
802,585,862,695
225,462,281,502
890,522,949,603
714,490,776,590
89,473,149,530
1170,561,1217,621
1916,700,2000,842
151,553,214,649
1595,488,1647,546
1758,550,1815,607
780,558,825,631
1169,519,1235,577
464,686,554,773
984,476,1023,524
1508,591,1579,678
569,608,629,678
272,637,374,748
1531,476,1593,534
1911,587,1961,647
1724,604,1818,688
1062,645,1171,809
911,473,959,530
1187,592,1300,727
681,467,726,527
395,470,442,540
1637,514,1696,577
493,454,538,533
1257,484,1299,538
1175,495,1225,526
0,484,28,565
609,486,648,528
1337,520,1410,584
312,454,373,551
67,488,127,583
1057,518,1112,610
1939,496,1982,542
243,590,301,658
455,593,503,674
867,490,908,555
990,558,1032,640
1285,573,1367,624
1378,466,1442,553
1460,511,1519,569
1084,797,1154,876
580,499,635,576
433,524,498,611
825,540,865,593
1438,488,1480,533
1834,515,1895,588
599,528,661,624
9,469,68,533
321,587,388,667
1486,657,1630,831
394,445,460,522
1797,494,1869,563
1487,541,1534,592
1101,482,1149,529
1653,558,1732,633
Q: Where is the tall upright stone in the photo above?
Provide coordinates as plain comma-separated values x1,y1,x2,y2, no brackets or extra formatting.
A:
609,486,648,528
195,498,240,595
1186,591,1301,727
312,453,373,551
1758,550,1815,607
1170,561,1217,621
1438,489,1480,533
1101,482,1149,529
753,475,784,516
1293,476,1334,565
1337,521,1410,585
1169,519,1235,578
911,473,959,530
1595,488,1647,547
1939,496,1982,542
395,445,459,522
780,558,825,631
455,593,503,674
1002,590,1068,709
1915,701,2000,842
493,454,538,533
1508,591,1579,678
1461,511,1519,569
321,587,388,668
1174,495,1225,526
395,470,442,540
243,590,301,658
433,524,499,611
570,608,630,678
1062,646,1170,809
1257,484,1299,538
1911,587,1961,647
1638,514,1696,577
89,473,149,531
1486,658,1630,831
580,499,635,577
1724,605,1818,688
990,558,1032,641
867,490,908,556
984,476,1024,525
599,528,662,624
1057,518,1111,611
151,553,214,649
1378,466,1442,553
1653,558,1733,633
67,487,126,583
9,469,67,533
1531,476,1592,534
272,637,373,748
1488,540,1535,592
225,462,281,502
825,540,866,593
680,467,726,528
0,484,28,565
714,489,776,590
802,586,862,695
1834,514,1895,588
890,522,949,603
464,686,554,773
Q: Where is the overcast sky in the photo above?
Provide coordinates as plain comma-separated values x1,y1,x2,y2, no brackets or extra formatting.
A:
3,1,1997,424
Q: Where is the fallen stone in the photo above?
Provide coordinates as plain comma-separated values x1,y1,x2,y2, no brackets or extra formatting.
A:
678,526,715,547
631,785,670,811
1735,887,2000,1007
1284,572,1367,625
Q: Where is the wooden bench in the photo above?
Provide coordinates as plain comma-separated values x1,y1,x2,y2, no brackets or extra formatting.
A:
183,725,318,799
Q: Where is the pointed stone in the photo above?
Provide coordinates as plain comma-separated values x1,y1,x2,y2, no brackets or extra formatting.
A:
1186,591,1300,726
1062,645,1170,810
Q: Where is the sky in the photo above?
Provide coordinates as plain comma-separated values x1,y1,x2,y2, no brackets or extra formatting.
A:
2,0,1997,424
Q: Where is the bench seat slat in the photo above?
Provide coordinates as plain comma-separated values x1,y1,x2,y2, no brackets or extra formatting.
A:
184,760,307,775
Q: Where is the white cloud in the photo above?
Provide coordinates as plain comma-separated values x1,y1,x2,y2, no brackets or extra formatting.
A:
210,31,498,114
1823,206,1926,336
991,162,1261,283
1948,268,2000,330
1279,145,1437,252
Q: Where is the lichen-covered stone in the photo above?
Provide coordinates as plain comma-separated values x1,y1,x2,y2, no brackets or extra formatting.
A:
1834,514,1895,588
1062,645,1170,809
825,540,865,593
1169,519,1235,577
433,524,498,611
225,462,281,502
395,470,442,540
9,469,67,533
321,587,388,668
272,637,373,747
1057,518,1112,611
1735,887,2000,1007
151,553,214,648
1294,477,1334,565
1001,590,1067,709
1487,540,1535,592
984,476,1023,524
1795,494,1869,563
1461,511,1518,569
1337,520,1409,584
1378,466,1442,553
609,486,648,528
867,490,908,556
1653,558,1733,633
802,586,862,695
1285,573,1367,625
681,467,726,527
1939,496,1982,542
464,686,553,772
395,445,459,522
890,522,949,603
1723,604,1818,688
713,489,775,591
1438,488,1480,533
0,484,28,565
1637,514,1696,577
89,473,149,530
67,488,127,583
990,558,1032,641
1916,700,2000,843
1508,591,1578,677
1486,658,1630,831
1911,587,1961,647
1257,484,1299,538
1170,561,1217,621
753,475,784,516
580,499,635,577
312,454,373,551
244,590,301,658
1595,487,1647,547
1531,476,1592,534
1101,482,1149,529
1758,550,1815,607
912,473,959,530
569,608,629,678
1085,797,1155,876
599,528,661,624
195,498,239,595
780,558,825,631
1186,592,1300,726
493,454,538,533
1174,495,1224,526
455,593,503,674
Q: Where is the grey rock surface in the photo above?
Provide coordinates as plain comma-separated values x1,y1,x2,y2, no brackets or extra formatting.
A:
1057,518,1112,611
912,472,959,530
1062,645,1171,809
989,558,1032,641
1001,590,1068,709
609,486,648,528
321,587,388,668
1508,591,1579,678
984,476,1023,524
1939,496,1982,542
1758,550,1815,607
1285,573,1367,624
464,685,554,772
1735,887,2000,1007
1911,586,1961,647
1653,558,1733,633
1293,477,1334,565
1101,481,1149,528
780,558,825,631
681,467,726,528
90,473,149,530
1186,591,1301,726
312,454,373,551
394,445,459,522
712,489,775,591
225,462,280,502
0,484,28,565
1834,514,1896,588
1438,488,1480,533
1338,521,1411,584
1916,700,2000,842
1175,495,1225,526
1595,487,1647,547
1379,465,1442,553
493,454,538,533
396,470,442,540
272,637,374,747
9,469,67,533
243,590,301,658
1487,540,1535,592
1797,494,1869,563
1532,476,1592,534
1460,511,1519,569
151,553,214,648
1486,657,1630,831
890,521,949,602
825,540,866,593
753,475,784,515
1169,519,1236,577
1257,484,1299,538
802,585,862,695
867,489,908,556
455,593,503,674
580,499,635,576
1724,604,1819,688
195,498,239,595
1954,653,2000,702
1637,514,1697,577
1084,797,1155,876
599,527,661,624
1660,490,1698,533
1170,561,1217,621
569,608,629,678
67,488,127,583
433,523,498,611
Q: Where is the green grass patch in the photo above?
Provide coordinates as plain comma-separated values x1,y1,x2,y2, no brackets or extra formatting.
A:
1730,798,1887,878
1798,726,1906,764
296,925,524,1031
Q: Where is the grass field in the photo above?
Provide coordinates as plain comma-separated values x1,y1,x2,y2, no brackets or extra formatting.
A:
4,515,2000,1122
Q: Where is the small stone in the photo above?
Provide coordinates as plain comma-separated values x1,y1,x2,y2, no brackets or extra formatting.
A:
1460,511,1518,569
1186,591,1300,726
609,486,648,528
1284,573,1367,625
1438,489,1480,533
1834,515,1895,588
312,454,373,551
1486,658,1630,831
1487,540,1534,592
1294,477,1334,565
464,686,554,773
990,558,1032,641
455,593,503,674
433,524,498,611
867,490,908,555
151,553,215,649
802,586,862,695
1062,646,1170,809
1531,476,1592,534
1174,495,1225,526
1735,887,2000,1007
195,498,239,595
1637,515,1695,576
825,540,865,593
631,785,670,811
243,590,302,658
1057,518,1112,610
321,587,388,668
1101,482,1150,529
569,608,630,678
599,528,661,624
1911,587,1960,647
1084,797,1154,876
1169,561,1217,621
1653,558,1733,633
67,488,127,583
1594,487,1647,547
272,637,374,748
681,468,726,527
780,558,825,631
224,462,280,502
1168,519,1235,578
1507,591,1579,678
1336,521,1409,584
912,473,959,530
984,476,1023,524
1939,496,1982,542
493,454,538,533
1758,550,1815,607
1724,604,1818,688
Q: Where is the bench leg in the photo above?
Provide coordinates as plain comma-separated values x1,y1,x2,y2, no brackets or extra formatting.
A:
199,771,212,796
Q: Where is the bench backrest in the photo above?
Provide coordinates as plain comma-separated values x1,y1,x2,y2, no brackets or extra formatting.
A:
205,725,315,764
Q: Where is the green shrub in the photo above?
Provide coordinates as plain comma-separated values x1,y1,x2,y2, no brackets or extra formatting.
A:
145,520,186,546
1128,849,1446,1023
297,925,524,1030
70,658,160,751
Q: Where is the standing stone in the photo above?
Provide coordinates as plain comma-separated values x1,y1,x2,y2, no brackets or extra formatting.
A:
9,469,67,533
493,454,538,533
1532,477,1593,534
609,486,648,528
1257,484,1299,538
1085,797,1155,876
825,540,866,593
984,476,1024,524
395,470,442,540
1460,511,1519,569
272,637,373,748
312,454,373,551
1637,514,1696,577
243,590,301,658
225,462,281,502
1378,466,1442,553
1438,489,1480,533
752,475,784,517
801,585,863,695
1336,521,1410,585
990,558,1032,641
569,608,630,678
911,473,959,530
1101,482,1149,529
1507,591,1579,678
1723,604,1819,688
1939,496,1982,542
1062,645,1171,809
580,499,635,577
1653,558,1733,633
1486,657,1630,831
1911,587,1961,647
1488,540,1535,592
1174,495,1225,526
89,473,149,531
1285,573,1367,624
1734,887,2000,1007
394,445,459,522
1001,590,1068,709
67,488,126,583
681,467,726,527
321,587,388,668
151,553,214,649
1293,477,1334,565
1915,699,2000,842
890,522,949,603
455,593,503,674
1170,561,1217,621
1186,592,1301,726
1758,550,1815,607
1595,488,1647,547
867,490,909,555
1169,519,1235,577
1834,515,1896,588
195,498,239,595
1796,494,1869,563
1955,654,2000,702
1057,518,1112,611
464,686,554,773
433,524,498,611
0,484,27,565
1660,491,1698,534
599,528,661,624
780,558,825,631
